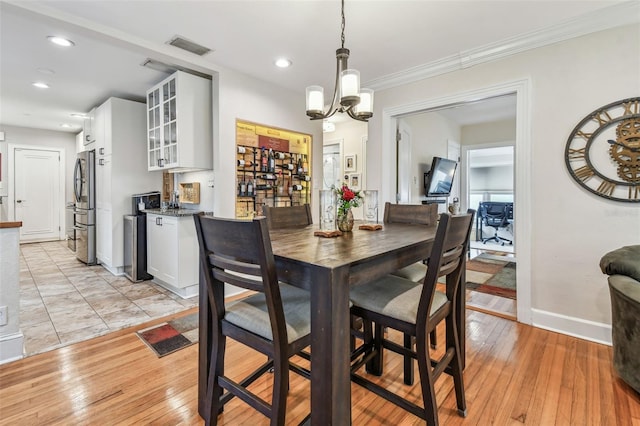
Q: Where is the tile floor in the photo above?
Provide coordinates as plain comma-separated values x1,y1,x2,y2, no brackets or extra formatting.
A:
19,241,198,356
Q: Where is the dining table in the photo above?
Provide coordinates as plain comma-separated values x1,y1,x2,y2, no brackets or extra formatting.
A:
197,221,467,425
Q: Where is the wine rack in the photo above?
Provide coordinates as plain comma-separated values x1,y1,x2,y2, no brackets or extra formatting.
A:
236,145,311,218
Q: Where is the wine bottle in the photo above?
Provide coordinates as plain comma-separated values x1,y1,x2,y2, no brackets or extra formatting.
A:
260,147,268,172
275,152,287,160
302,154,309,174
279,163,294,170
246,179,254,196
268,148,275,173
240,179,247,196
237,146,246,154
297,156,303,175
237,160,255,167
291,184,303,191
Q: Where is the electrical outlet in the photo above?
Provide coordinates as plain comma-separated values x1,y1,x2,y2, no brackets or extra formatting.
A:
0,306,7,326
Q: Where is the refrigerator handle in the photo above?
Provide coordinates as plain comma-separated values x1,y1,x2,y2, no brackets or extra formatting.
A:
73,158,82,202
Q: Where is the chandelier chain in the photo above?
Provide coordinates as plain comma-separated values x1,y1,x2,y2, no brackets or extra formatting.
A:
341,0,345,48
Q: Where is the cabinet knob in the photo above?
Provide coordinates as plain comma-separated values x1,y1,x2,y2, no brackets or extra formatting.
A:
98,159,105,166
85,135,91,142
99,148,105,155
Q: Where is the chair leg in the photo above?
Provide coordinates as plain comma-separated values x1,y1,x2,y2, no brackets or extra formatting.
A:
447,315,467,417
403,333,414,385
271,354,289,426
416,336,439,426
430,329,438,350
366,322,384,375
206,335,226,426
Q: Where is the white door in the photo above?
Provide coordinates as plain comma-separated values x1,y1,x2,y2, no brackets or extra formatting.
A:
447,140,461,205
397,121,411,203
14,148,61,242
323,141,342,190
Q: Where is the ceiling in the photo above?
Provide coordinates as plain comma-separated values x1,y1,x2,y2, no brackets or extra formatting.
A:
0,0,634,133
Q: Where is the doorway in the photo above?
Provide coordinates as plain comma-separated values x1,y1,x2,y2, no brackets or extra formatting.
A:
323,139,343,190
9,145,65,242
380,79,532,325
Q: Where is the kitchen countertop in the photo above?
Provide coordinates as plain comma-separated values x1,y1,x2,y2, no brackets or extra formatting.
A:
145,208,203,217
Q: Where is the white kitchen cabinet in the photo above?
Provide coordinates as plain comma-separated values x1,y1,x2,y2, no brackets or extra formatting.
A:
83,108,96,146
94,97,160,275
146,70,212,172
146,213,198,298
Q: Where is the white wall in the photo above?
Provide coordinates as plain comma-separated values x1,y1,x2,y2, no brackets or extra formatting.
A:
461,119,516,145
470,165,514,191
0,125,76,221
367,24,640,340
401,112,460,201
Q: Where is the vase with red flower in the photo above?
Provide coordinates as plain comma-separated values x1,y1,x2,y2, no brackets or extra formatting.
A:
335,184,362,232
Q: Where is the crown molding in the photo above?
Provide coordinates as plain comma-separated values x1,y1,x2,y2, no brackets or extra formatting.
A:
366,1,640,92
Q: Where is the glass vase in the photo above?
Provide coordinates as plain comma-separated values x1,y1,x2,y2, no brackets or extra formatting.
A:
336,208,354,232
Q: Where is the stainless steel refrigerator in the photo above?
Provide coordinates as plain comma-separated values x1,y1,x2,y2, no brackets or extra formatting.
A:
73,150,96,264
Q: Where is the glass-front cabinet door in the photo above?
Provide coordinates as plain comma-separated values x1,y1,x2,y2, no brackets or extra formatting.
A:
147,87,162,170
161,78,178,168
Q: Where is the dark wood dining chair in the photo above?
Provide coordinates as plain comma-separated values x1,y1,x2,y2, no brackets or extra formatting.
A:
263,204,312,229
382,202,439,383
349,211,474,425
385,202,438,283
193,214,311,426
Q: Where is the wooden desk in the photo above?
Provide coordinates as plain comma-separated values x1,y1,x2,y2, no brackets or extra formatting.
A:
198,222,466,424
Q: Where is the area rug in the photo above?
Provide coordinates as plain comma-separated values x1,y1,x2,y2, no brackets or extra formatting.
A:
136,313,199,357
465,253,516,299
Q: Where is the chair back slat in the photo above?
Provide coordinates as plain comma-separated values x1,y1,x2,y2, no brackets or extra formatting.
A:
383,202,438,226
264,204,313,229
212,268,264,293
210,254,262,278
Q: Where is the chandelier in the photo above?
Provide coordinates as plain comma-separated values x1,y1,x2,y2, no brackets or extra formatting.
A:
305,0,374,122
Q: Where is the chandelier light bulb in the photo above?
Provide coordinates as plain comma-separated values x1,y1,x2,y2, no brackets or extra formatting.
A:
306,86,325,116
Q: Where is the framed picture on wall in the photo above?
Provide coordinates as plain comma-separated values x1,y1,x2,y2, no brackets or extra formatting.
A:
344,154,356,172
350,173,361,190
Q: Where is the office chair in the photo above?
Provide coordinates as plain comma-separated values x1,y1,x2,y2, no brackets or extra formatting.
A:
479,202,512,245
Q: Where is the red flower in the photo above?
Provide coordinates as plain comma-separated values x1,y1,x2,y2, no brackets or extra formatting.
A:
342,187,355,201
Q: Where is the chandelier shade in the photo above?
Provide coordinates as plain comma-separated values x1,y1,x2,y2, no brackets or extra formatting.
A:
305,0,374,122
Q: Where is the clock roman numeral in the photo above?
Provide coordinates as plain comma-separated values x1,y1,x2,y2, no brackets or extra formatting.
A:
575,130,592,141
623,100,639,116
596,181,616,196
568,148,586,160
592,111,612,126
629,186,639,200
574,165,594,181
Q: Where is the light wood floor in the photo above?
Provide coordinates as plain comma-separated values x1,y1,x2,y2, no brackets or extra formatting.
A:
1,307,638,425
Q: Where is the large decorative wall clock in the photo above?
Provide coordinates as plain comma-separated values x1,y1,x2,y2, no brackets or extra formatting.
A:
564,97,640,203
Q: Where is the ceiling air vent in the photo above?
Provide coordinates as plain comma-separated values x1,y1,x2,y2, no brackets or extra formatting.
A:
167,36,212,56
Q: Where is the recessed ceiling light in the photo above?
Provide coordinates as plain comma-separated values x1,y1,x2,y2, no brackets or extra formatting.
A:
70,113,87,118
60,123,73,128
274,58,292,68
36,67,55,75
47,36,75,47
32,82,50,89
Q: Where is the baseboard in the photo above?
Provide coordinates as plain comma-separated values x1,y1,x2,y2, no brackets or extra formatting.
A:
0,331,24,365
152,279,198,299
531,308,612,346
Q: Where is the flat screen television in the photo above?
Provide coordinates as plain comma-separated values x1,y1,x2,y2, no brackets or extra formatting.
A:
424,156,457,197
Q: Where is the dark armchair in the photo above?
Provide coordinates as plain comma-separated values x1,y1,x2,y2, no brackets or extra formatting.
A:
478,201,513,245
601,245,640,394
